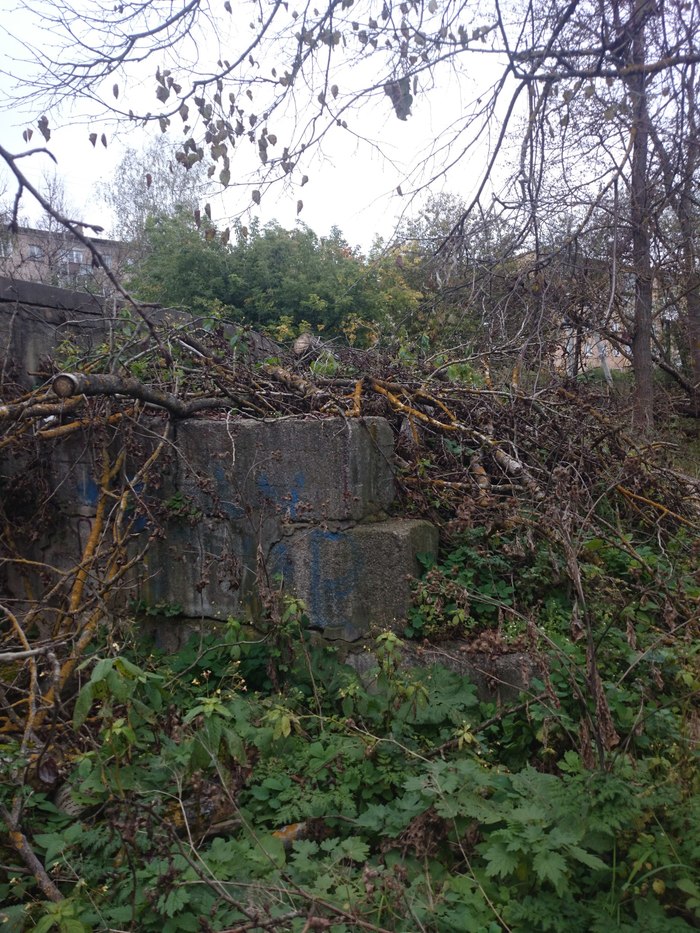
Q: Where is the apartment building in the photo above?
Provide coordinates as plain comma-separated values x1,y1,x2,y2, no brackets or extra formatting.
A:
0,224,131,295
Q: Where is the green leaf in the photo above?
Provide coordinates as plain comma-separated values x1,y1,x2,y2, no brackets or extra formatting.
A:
248,833,286,869
63,921,91,933
532,848,568,891
114,656,148,679
566,844,607,871
0,904,28,933
223,726,247,762
106,668,130,701
33,832,67,865
482,840,520,878
158,886,190,917
90,658,115,683
163,915,200,933
32,917,57,933
73,683,95,728
339,837,370,862
202,714,223,751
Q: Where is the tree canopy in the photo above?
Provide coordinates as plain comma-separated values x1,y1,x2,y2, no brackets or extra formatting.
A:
98,139,209,241
128,212,421,342
1,0,700,421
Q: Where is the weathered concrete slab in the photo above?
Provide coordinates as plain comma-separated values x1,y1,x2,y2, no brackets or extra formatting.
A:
0,301,107,389
403,644,544,704
139,516,438,639
174,417,395,525
347,642,544,704
138,520,256,620
269,519,439,640
0,277,105,314
44,436,107,517
127,417,406,635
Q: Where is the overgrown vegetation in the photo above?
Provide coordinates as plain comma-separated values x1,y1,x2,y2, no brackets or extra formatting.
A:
1,307,698,931
125,212,419,345
1,588,698,932
2,0,700,923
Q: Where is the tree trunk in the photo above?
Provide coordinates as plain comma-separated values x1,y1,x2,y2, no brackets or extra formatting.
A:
628,0,654,433
676,81,700,416
686,281,700,416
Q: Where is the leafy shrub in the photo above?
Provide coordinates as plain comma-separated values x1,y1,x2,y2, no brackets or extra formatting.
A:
2,594,698,932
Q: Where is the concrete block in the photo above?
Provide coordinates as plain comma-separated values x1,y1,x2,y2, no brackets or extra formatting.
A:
402,644,543,704
174,416,395,525
269,519,439,640
0,293,106,389
46,439,104,517
45,420,170,520
137,519,256,620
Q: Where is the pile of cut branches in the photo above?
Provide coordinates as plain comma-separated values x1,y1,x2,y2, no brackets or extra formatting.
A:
7,312,697,525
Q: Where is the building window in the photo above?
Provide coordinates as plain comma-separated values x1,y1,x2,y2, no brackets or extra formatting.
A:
28,243,44,260
65,248,84,264
0,238,12,258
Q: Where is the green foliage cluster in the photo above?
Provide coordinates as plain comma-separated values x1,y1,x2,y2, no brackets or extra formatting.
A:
127,214,421,344
1,569,698,932
406,526,699,643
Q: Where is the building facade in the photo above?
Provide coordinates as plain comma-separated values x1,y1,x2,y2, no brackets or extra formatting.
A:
0,224,131,295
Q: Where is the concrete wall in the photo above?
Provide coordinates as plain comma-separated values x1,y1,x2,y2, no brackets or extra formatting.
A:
136,416,437,640
0,276,279,390
0,277,107,389
1,279,438,641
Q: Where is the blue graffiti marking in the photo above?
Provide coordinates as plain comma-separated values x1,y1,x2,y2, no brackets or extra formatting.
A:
256,470,306,519
308,529,357,629
77,475,99,507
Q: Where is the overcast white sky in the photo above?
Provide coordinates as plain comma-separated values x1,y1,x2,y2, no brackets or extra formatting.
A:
0,0,505,251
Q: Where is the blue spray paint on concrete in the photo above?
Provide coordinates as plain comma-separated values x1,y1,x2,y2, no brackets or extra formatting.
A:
268,528,360,632
308,529,358,630
269,539,293,581
256,471,306,520
211,463,245,518
77,475,99,507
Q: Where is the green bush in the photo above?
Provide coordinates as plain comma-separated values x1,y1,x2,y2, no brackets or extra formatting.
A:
2,589,698,932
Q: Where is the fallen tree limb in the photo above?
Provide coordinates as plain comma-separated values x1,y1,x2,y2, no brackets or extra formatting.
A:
52,372,227,417
0,645,64,662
